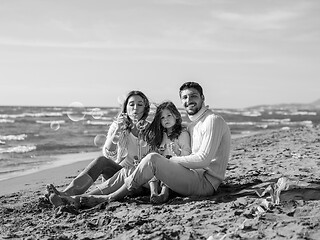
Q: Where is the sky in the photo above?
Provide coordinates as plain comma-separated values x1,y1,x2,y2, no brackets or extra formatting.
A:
0,0,319,109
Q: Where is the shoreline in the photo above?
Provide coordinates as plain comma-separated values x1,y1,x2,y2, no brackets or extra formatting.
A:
0,151,100,196
0,151,101,182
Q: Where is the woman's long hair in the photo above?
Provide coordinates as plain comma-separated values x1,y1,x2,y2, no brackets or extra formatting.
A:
143,101,183,150
119,90,150,131
115,91,150,163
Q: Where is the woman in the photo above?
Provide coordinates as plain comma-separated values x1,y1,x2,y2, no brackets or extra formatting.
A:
46,90,151,207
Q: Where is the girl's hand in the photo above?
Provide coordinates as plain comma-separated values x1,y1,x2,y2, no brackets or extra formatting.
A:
157,145,165,155
169,142,181,156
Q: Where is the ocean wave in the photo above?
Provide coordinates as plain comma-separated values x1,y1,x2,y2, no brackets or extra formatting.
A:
227,121,256,125
0,134,27,141
241,111,262,117
227,119,313,128
86,116,114,122
214,109,242,115
292,120,313,127
60,109,116,120
0,112,63,119
0,145,36,153
36,120,66,124
262,118,291,123
290,111,317,116
261,119,312,127
86,120,112,125
273,111,317,116
99,116,114,121
216,109,263,117
0,119,15,123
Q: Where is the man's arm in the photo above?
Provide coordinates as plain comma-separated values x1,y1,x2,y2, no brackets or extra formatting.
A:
171,115,228,169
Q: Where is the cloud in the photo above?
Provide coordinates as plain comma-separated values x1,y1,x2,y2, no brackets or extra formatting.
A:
1,0,318,64
214,10,299,31
49,19,75,33
151,0,208,6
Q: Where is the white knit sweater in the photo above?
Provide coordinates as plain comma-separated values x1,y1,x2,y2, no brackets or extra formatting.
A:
171,105,231,190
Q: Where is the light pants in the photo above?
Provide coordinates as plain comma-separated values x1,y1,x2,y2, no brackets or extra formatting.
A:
95,166,149,195
96,167,135,195
125,153,215,196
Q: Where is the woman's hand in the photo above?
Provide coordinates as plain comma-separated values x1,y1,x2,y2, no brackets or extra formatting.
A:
111,113,129,144
115,113,129,131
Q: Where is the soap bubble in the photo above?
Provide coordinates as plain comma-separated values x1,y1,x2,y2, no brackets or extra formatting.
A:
50,121,60,131
149,108,156,115
94,134,107,148
140,140,147,147
117,95,126,106
115,113,128,124
112,135,120,144
132,118,138,126
67,102,86,122
91,108,103,119
137,120,148,131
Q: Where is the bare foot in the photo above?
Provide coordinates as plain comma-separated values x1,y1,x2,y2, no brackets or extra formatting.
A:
153,186,170,204
79,195,110,208
150,192,169,204
48,193,65,207
45,184,67,198
48,192,80,208
150,193,160,204
157,191,169,204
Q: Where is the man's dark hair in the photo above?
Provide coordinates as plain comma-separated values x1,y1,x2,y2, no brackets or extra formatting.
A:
179,82,204,97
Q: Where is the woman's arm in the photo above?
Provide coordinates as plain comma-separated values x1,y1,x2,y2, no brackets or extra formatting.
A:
102,122,119,160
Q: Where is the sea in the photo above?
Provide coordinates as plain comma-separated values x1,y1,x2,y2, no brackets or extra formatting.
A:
0,103,319,181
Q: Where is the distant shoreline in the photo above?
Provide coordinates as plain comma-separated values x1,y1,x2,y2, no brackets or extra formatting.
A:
0,151,100,183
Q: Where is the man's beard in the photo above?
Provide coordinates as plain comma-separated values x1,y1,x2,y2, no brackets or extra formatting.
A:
185,103,202,116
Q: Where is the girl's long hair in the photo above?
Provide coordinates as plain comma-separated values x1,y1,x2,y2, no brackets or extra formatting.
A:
143,101,183,149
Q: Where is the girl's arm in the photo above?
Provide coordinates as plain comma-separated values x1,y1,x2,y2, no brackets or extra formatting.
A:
169,130,191,156
178,130,192,156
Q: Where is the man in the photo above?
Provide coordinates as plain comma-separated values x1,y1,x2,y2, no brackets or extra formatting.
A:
77,81,231,208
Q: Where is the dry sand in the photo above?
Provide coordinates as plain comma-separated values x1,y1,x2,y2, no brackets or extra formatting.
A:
1,126,320,239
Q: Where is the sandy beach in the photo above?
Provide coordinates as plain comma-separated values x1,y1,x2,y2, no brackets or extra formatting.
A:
0,151,101,196
1,126,320,239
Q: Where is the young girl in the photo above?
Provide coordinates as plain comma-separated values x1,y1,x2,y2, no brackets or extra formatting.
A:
143,101,191,204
